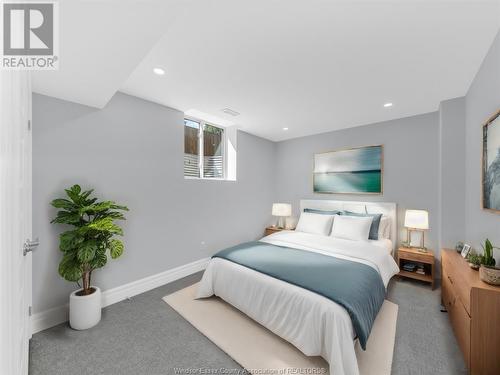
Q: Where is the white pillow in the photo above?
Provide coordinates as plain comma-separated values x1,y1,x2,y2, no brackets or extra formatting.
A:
378,216,391,240
295,212,335,236
331,215,373,241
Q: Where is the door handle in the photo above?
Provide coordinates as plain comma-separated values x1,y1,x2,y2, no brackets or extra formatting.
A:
23,238,39,256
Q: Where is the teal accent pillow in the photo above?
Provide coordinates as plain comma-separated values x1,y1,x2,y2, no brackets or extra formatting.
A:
341,211,382,240
304,208,341,216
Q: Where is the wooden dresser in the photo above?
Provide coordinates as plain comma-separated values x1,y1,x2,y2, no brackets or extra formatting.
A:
441,249,500,374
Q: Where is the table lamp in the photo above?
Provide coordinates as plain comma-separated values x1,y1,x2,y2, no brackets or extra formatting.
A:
404,209,429,251
272,203,292,229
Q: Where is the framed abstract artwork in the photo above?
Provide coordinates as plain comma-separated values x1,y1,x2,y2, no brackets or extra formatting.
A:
313,145,383,194
482,109,500,212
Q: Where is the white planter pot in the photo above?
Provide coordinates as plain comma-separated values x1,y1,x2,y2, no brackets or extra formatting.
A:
69,286,102,330
479,265,500,286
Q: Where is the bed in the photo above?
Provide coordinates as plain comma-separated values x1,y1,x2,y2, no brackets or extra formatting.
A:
197,200,399,375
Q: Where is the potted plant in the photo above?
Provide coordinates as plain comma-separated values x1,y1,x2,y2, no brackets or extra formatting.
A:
466,252,481,270
479,239,500,286
51,185,129,330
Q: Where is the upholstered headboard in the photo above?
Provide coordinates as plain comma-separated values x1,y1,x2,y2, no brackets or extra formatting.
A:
299,199,398,253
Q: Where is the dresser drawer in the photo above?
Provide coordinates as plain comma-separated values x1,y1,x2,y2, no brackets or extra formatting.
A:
445,256,471,315
454,277,471,316
442,268,455,310
449,293,471,369
442,261,471,368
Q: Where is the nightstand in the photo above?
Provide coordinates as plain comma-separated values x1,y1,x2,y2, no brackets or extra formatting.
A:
397,247,435,289
264,226,286,236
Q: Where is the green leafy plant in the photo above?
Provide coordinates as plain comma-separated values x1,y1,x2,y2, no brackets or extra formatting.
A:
481,238,498,268
51,185,129,295
466,252,482,269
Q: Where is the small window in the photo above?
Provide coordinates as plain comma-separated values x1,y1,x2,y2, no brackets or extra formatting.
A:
184,118,225,179
184,119,200,178
203,123,224,178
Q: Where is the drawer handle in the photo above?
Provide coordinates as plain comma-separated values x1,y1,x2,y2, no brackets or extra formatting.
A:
447,275,453,284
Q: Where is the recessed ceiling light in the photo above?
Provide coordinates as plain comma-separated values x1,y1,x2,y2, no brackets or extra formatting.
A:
383,102,393,108
283,127,289,131
153,67,165,76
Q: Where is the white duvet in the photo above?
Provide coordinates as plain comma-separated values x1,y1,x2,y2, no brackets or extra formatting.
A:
197,231,399,375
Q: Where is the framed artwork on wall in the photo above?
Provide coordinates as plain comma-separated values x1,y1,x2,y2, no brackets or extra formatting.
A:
482,109,500,213
313,145,383,194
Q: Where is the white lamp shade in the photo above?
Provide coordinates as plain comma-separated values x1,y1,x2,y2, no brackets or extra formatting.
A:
272,203,292,217
404,209,429,230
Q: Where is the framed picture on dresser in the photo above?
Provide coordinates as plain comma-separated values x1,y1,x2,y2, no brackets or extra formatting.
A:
482,109,500,212
460,244,471,258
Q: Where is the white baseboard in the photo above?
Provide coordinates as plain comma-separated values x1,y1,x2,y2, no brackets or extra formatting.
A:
31,303,69,335
101,257,209,307
31,257,210,334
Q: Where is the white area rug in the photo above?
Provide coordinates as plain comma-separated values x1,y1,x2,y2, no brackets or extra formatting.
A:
163,283,398,375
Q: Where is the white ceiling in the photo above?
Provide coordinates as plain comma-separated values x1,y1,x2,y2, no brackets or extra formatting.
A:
33,1,500,141
31,0,185,108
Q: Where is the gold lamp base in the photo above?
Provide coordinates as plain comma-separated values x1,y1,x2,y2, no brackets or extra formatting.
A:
276,216,286,229
406,228,427,252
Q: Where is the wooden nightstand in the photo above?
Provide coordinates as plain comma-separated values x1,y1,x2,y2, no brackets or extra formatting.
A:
397,247,435,289
264,226,286,236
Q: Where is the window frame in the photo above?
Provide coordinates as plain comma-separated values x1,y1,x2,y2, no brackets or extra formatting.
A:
184,116,227,180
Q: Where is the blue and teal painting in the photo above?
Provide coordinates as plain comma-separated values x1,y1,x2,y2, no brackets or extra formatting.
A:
313,146,382,194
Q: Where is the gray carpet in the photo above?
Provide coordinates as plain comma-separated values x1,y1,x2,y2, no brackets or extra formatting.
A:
30,274,467,375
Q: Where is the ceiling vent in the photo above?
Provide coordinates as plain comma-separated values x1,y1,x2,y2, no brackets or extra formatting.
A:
221,108,240,116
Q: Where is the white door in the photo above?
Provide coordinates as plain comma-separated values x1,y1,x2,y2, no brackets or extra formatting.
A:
0,70,33,375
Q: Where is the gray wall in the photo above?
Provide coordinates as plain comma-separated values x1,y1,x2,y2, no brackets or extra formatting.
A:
274,113,440,254
32,31,499,315
465,31,500,262
438,97,466,249
33,92,275,313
